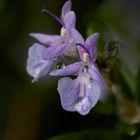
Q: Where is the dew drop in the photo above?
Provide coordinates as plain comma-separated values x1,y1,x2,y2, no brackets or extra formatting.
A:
55,62,65,69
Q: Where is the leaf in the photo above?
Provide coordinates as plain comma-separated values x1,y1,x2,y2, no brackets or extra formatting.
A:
47,129,122,140
136,66,140,104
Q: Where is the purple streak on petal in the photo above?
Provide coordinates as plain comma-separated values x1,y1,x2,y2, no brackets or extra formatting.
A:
84,84,86,96
50,62,81,76
30,33,64,46
85,33,100,61
42,44,66,59
57,77,80,112
61,0,72,19
26,43,53,82
63,11,76,29
42,8,64,26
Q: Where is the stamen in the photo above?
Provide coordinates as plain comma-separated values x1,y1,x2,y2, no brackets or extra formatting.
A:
60,27,67,37
76,43,91,61
83,53,89,62
41,7,64,26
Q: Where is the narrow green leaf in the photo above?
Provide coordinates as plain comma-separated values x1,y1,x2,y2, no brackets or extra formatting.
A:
48,129,122,140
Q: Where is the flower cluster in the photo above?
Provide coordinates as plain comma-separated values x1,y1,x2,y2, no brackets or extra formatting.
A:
26,1,107,115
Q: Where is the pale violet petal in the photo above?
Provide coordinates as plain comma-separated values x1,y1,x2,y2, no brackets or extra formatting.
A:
70,28,85,60
43,44,66,59
87,80,101,108
61,0,72,19
74,72,101,115
50,62,81,76
58,77,80,112
62,44,77,57
85,33,99,46
57,71,101,115
30,33,64,46
71,28,84,44
63,11,76,29
85,33,100,61
74,97,92,115
88,63,108,100
26,43,53,82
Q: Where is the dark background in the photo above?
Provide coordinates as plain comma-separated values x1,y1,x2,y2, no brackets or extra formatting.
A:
0,0,140,140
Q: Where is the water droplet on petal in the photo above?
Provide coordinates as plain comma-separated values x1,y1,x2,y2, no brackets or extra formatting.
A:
55,62,65,69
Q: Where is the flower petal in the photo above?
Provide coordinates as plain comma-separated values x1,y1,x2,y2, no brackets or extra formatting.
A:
88,63,108,100
43,44,66,59
30,33,64,46
85,33,99,61
61,0,72,19
74,72,101,115
50,62,81,76
70,28,85,60
58,71,101,115
87,80,101,108
71,28,84,44
58,77,80,112
63,11,76,29
74,97,92,115
26,43,53,82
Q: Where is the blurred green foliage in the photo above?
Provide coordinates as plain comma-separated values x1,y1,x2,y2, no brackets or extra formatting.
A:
48,130,122,140
0,0,140,140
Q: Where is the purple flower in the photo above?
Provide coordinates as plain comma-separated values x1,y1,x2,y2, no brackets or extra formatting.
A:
30,0,76,57
50,29,107,115
26,1,77,82
26,0,107,116
26,43,54,82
